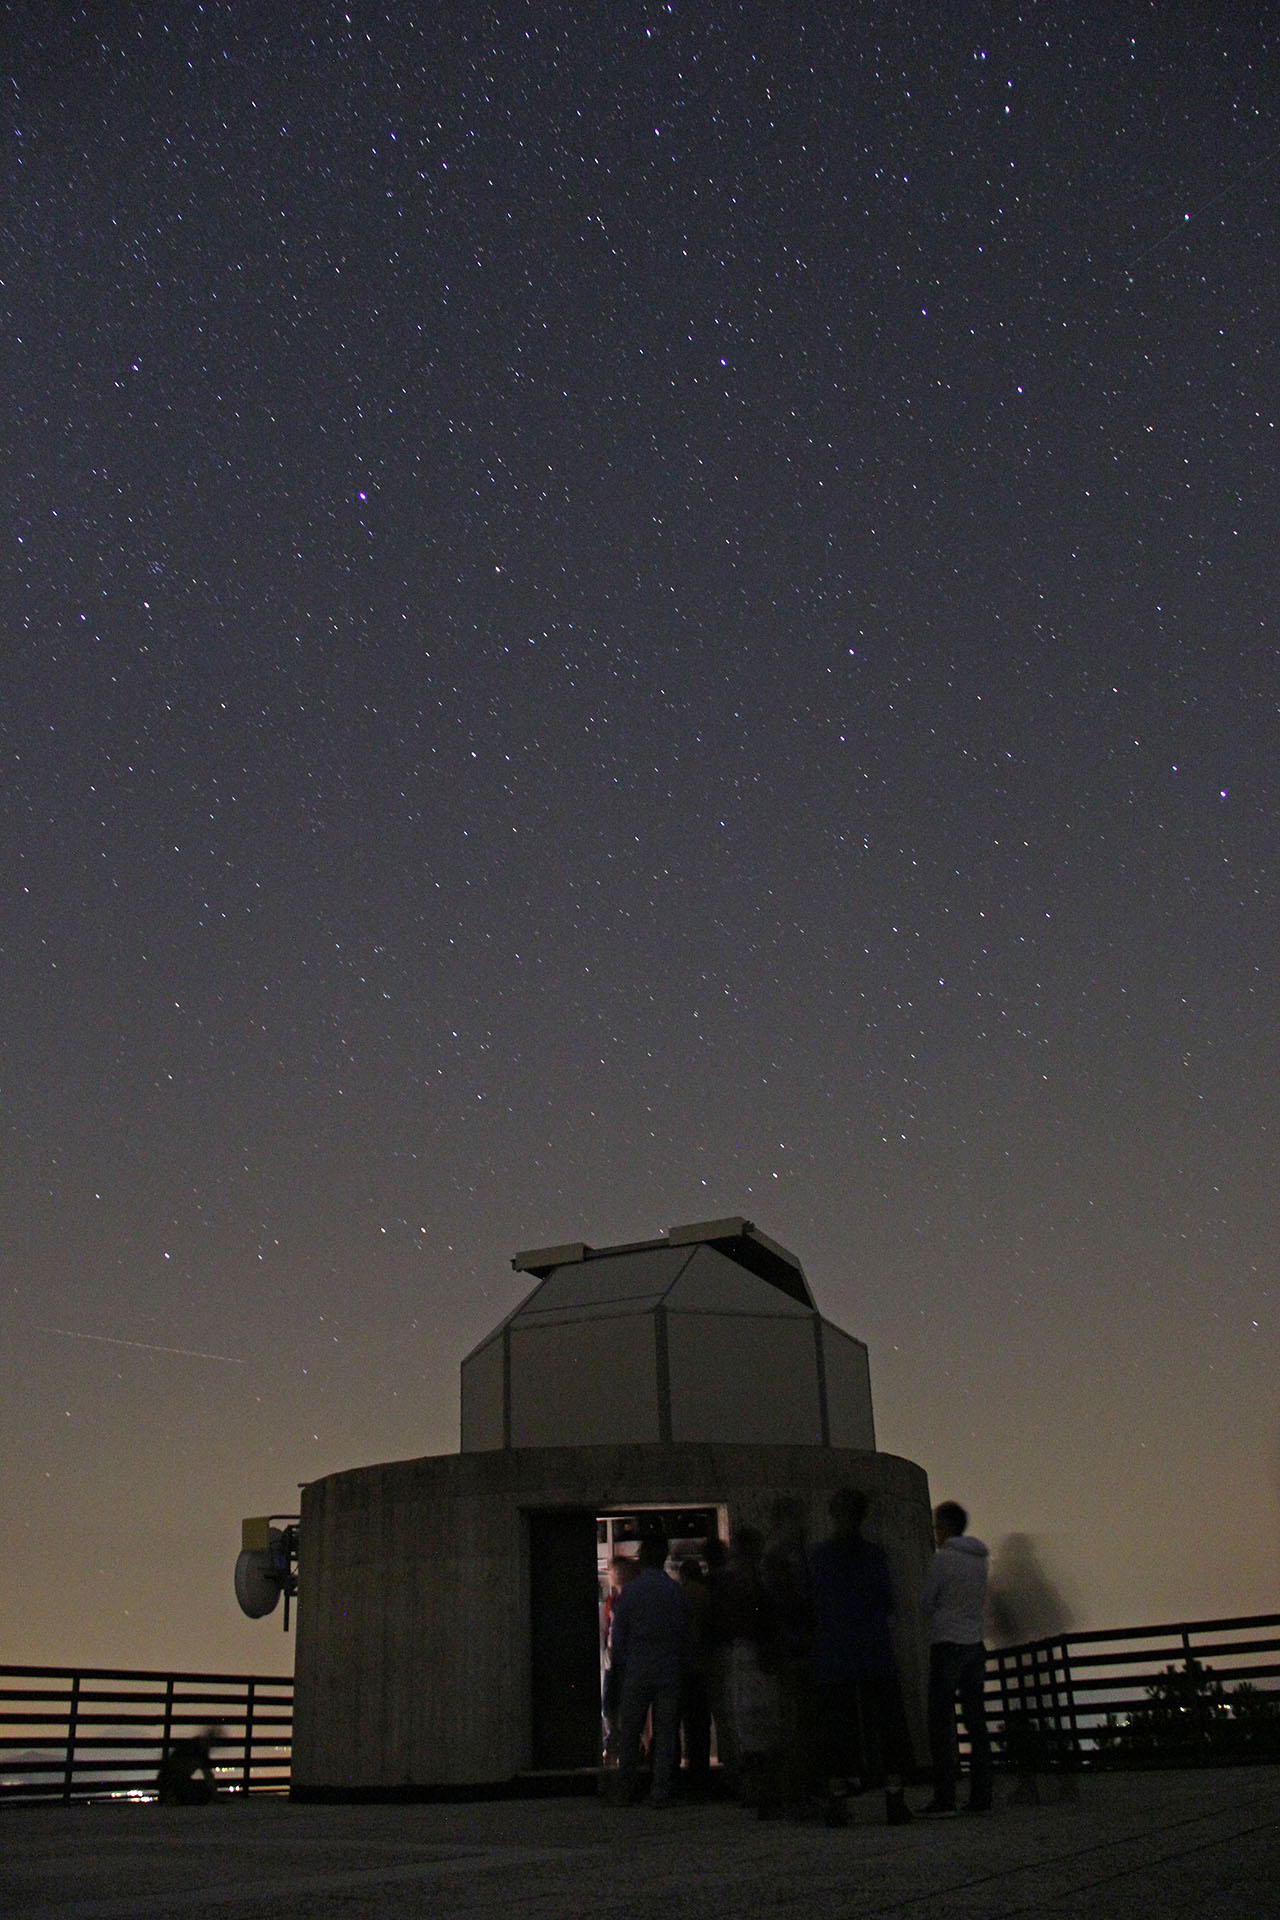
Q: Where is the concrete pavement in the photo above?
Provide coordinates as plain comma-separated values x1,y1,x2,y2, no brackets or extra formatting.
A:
5,1768,1279,1919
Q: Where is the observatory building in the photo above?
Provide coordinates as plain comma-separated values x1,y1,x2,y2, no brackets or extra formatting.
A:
288,1218,933,1796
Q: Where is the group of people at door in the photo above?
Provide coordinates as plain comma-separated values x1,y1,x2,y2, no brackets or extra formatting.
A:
598,1492,1016,1823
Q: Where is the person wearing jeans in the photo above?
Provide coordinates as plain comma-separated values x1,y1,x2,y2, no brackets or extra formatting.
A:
920,1501,993,1815
608,1533,693,1806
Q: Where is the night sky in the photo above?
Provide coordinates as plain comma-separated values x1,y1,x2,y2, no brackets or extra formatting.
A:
4,3,1277,1676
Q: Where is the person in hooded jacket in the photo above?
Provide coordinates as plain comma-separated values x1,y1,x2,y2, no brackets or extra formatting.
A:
920,1500,992,1815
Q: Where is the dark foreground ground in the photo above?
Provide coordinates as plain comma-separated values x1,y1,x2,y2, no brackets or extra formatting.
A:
5,1769,1279,1920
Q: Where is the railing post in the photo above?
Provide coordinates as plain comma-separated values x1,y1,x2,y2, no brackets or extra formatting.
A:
242,1677,256,1795
1032,1648,1043,1773
1062,1637,1082,1771
62,1673,80,1804
996,1648,1011,1756
1042,1640,1062,1770
1008,1648,1022,1768
161,1675,175,1769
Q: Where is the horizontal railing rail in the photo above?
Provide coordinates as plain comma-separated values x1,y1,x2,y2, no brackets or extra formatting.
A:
0,1664,292,1804
984,1612,1280,1769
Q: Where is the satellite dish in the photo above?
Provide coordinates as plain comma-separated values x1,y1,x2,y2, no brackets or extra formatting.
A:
235,1517,299,1626
235,1536,284,1618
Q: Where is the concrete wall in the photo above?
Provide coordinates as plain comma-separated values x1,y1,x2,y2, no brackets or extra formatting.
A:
292,1441,933,1796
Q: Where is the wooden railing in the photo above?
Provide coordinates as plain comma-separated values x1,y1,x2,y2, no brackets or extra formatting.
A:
0,1664,292,1803
984,1612,1280,1768
6,1614,1276,1802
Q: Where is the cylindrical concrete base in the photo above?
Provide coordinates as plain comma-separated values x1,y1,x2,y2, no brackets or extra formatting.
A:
292,1441,932,1796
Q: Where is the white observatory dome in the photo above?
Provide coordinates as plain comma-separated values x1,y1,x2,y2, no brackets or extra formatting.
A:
459,1217,873,1453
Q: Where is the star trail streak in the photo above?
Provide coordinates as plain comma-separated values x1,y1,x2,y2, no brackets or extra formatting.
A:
35,1327,246,1366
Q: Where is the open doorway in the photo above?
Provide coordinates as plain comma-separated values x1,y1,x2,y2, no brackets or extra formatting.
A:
527,1502,728,1773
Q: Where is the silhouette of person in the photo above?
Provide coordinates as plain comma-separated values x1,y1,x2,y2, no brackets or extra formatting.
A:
988,1533,1070,1647
601,1554,640,1758
721,1526,785,1816
808,1488,913,1827
920,1500,992,1815
762,1496,815,1812
155,1725,219,1805
703,1535,739,1789
677,1558,713,1794
988,1532,1076,1800
608,1533,692,1806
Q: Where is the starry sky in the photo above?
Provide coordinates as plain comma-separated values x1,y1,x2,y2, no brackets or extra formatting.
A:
3,2,1277,1676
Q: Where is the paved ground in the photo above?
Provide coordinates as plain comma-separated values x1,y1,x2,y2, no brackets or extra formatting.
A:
5,1770,1279,1919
